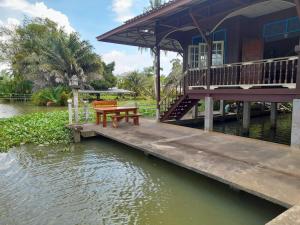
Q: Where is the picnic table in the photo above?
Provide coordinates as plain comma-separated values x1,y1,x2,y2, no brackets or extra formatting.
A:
94,106,138,127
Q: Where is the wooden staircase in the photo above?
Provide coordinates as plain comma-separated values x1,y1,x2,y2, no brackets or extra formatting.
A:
160,94,199,121
159,71,200,122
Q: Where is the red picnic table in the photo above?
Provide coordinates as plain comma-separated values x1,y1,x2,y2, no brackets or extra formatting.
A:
94,106,138,127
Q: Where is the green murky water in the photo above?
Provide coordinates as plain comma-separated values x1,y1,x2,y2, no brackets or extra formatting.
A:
0,101,65,118
184,113,292,145
0,102,285,224
0,139,284,225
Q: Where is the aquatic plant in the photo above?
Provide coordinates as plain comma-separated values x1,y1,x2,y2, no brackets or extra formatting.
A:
0,111,72,152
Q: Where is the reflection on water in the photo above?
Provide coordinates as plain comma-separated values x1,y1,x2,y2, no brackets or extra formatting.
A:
185,114,292,145
0,101,65,118
0,139,284,225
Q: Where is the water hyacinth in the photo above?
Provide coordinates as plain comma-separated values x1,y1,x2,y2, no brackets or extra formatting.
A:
0,111,72,152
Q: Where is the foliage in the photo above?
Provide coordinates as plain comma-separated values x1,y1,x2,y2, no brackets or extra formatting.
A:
0,111,72,152
0,72,33,94
31,86,70,106
117,67,158,98
163,58,183,92
90,62,117,90
0,18,105,89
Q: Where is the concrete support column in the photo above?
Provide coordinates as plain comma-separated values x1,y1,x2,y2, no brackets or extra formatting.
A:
220,100,225,117
192,101,199,119
291,99,300,149
243,101,251,134
270,102,277,129
204,97,213,132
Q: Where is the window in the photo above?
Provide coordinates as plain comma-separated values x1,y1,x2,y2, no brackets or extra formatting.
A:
188,45,199,69
188,41,224,69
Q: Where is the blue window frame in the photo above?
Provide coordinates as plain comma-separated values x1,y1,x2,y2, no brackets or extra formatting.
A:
191,29,227,63
263,17,300,41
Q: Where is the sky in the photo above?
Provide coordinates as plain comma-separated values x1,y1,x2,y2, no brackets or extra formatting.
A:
0,0,179,75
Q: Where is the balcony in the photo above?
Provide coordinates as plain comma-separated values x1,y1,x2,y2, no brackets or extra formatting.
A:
187,56,298,90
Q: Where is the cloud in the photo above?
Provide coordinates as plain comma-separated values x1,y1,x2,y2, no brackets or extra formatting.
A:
0,0,74,33
102,50,180,75
112,0,134,23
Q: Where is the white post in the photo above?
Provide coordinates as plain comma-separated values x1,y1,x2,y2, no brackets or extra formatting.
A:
73,89,79,123
270,102,277,129
243,101,251,133
291,99,300,149
83,100,89,122
68,99,73,125
205,97,214,131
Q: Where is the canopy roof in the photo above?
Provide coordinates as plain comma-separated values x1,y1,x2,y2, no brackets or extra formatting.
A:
97,0,296,52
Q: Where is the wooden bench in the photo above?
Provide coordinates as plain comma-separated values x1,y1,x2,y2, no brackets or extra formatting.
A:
92,100,117,108
110,114,141,128
93,100,117,124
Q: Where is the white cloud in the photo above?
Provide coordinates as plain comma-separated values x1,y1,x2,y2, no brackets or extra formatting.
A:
112,0,134,23
102,50,180,75
0,0,74,33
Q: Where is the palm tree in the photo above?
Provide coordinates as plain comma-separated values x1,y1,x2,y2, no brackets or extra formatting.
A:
40,32,103,88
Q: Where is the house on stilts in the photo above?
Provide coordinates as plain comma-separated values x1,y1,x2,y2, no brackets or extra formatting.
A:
97,0,300,148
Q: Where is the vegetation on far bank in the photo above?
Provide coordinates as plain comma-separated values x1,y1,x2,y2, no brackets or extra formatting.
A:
0,111,72,152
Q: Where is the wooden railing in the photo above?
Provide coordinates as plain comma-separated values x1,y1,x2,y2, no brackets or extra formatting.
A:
0,93,32,101
187,56,298,88
159,71,187,115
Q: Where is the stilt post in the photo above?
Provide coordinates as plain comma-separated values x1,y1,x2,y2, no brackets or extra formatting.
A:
205,96,214,131
242,101,251,134
270,102,277,129
192,101,199,119
291,99,300,150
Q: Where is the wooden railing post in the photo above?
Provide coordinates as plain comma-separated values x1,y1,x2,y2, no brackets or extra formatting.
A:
207,36,213,89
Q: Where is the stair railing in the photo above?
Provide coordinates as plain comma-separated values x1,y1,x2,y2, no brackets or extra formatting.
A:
159,70,189,116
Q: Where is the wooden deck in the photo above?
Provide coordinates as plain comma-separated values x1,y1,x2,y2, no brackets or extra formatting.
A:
74,118,300,224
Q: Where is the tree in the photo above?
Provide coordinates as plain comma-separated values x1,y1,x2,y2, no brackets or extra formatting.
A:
90,62,117,90
164,58,183,89
118,71,147,97
0,18,105,90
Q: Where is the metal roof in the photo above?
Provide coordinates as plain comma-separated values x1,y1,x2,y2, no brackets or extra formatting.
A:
96,0,197,52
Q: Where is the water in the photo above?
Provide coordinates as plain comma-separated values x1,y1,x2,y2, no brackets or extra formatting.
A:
0,139,284,225
183,114,292,145
0,101,65,118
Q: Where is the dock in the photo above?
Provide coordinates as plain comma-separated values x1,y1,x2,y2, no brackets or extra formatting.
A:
72,118,300,224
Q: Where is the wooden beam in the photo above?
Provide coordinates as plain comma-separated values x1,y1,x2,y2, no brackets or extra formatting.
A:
154,22,161,121
295,0,300,17
189,12,208,43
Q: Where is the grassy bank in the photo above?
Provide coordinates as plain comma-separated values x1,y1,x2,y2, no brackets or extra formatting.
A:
0,111,72,152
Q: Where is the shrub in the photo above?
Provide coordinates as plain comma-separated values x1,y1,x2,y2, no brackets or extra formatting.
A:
31,86,71,106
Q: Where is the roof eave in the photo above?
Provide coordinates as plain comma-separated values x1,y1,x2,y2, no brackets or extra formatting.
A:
96,0,194,41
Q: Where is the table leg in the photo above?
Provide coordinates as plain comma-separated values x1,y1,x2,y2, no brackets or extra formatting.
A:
125,111,129,122
103,112,107,127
